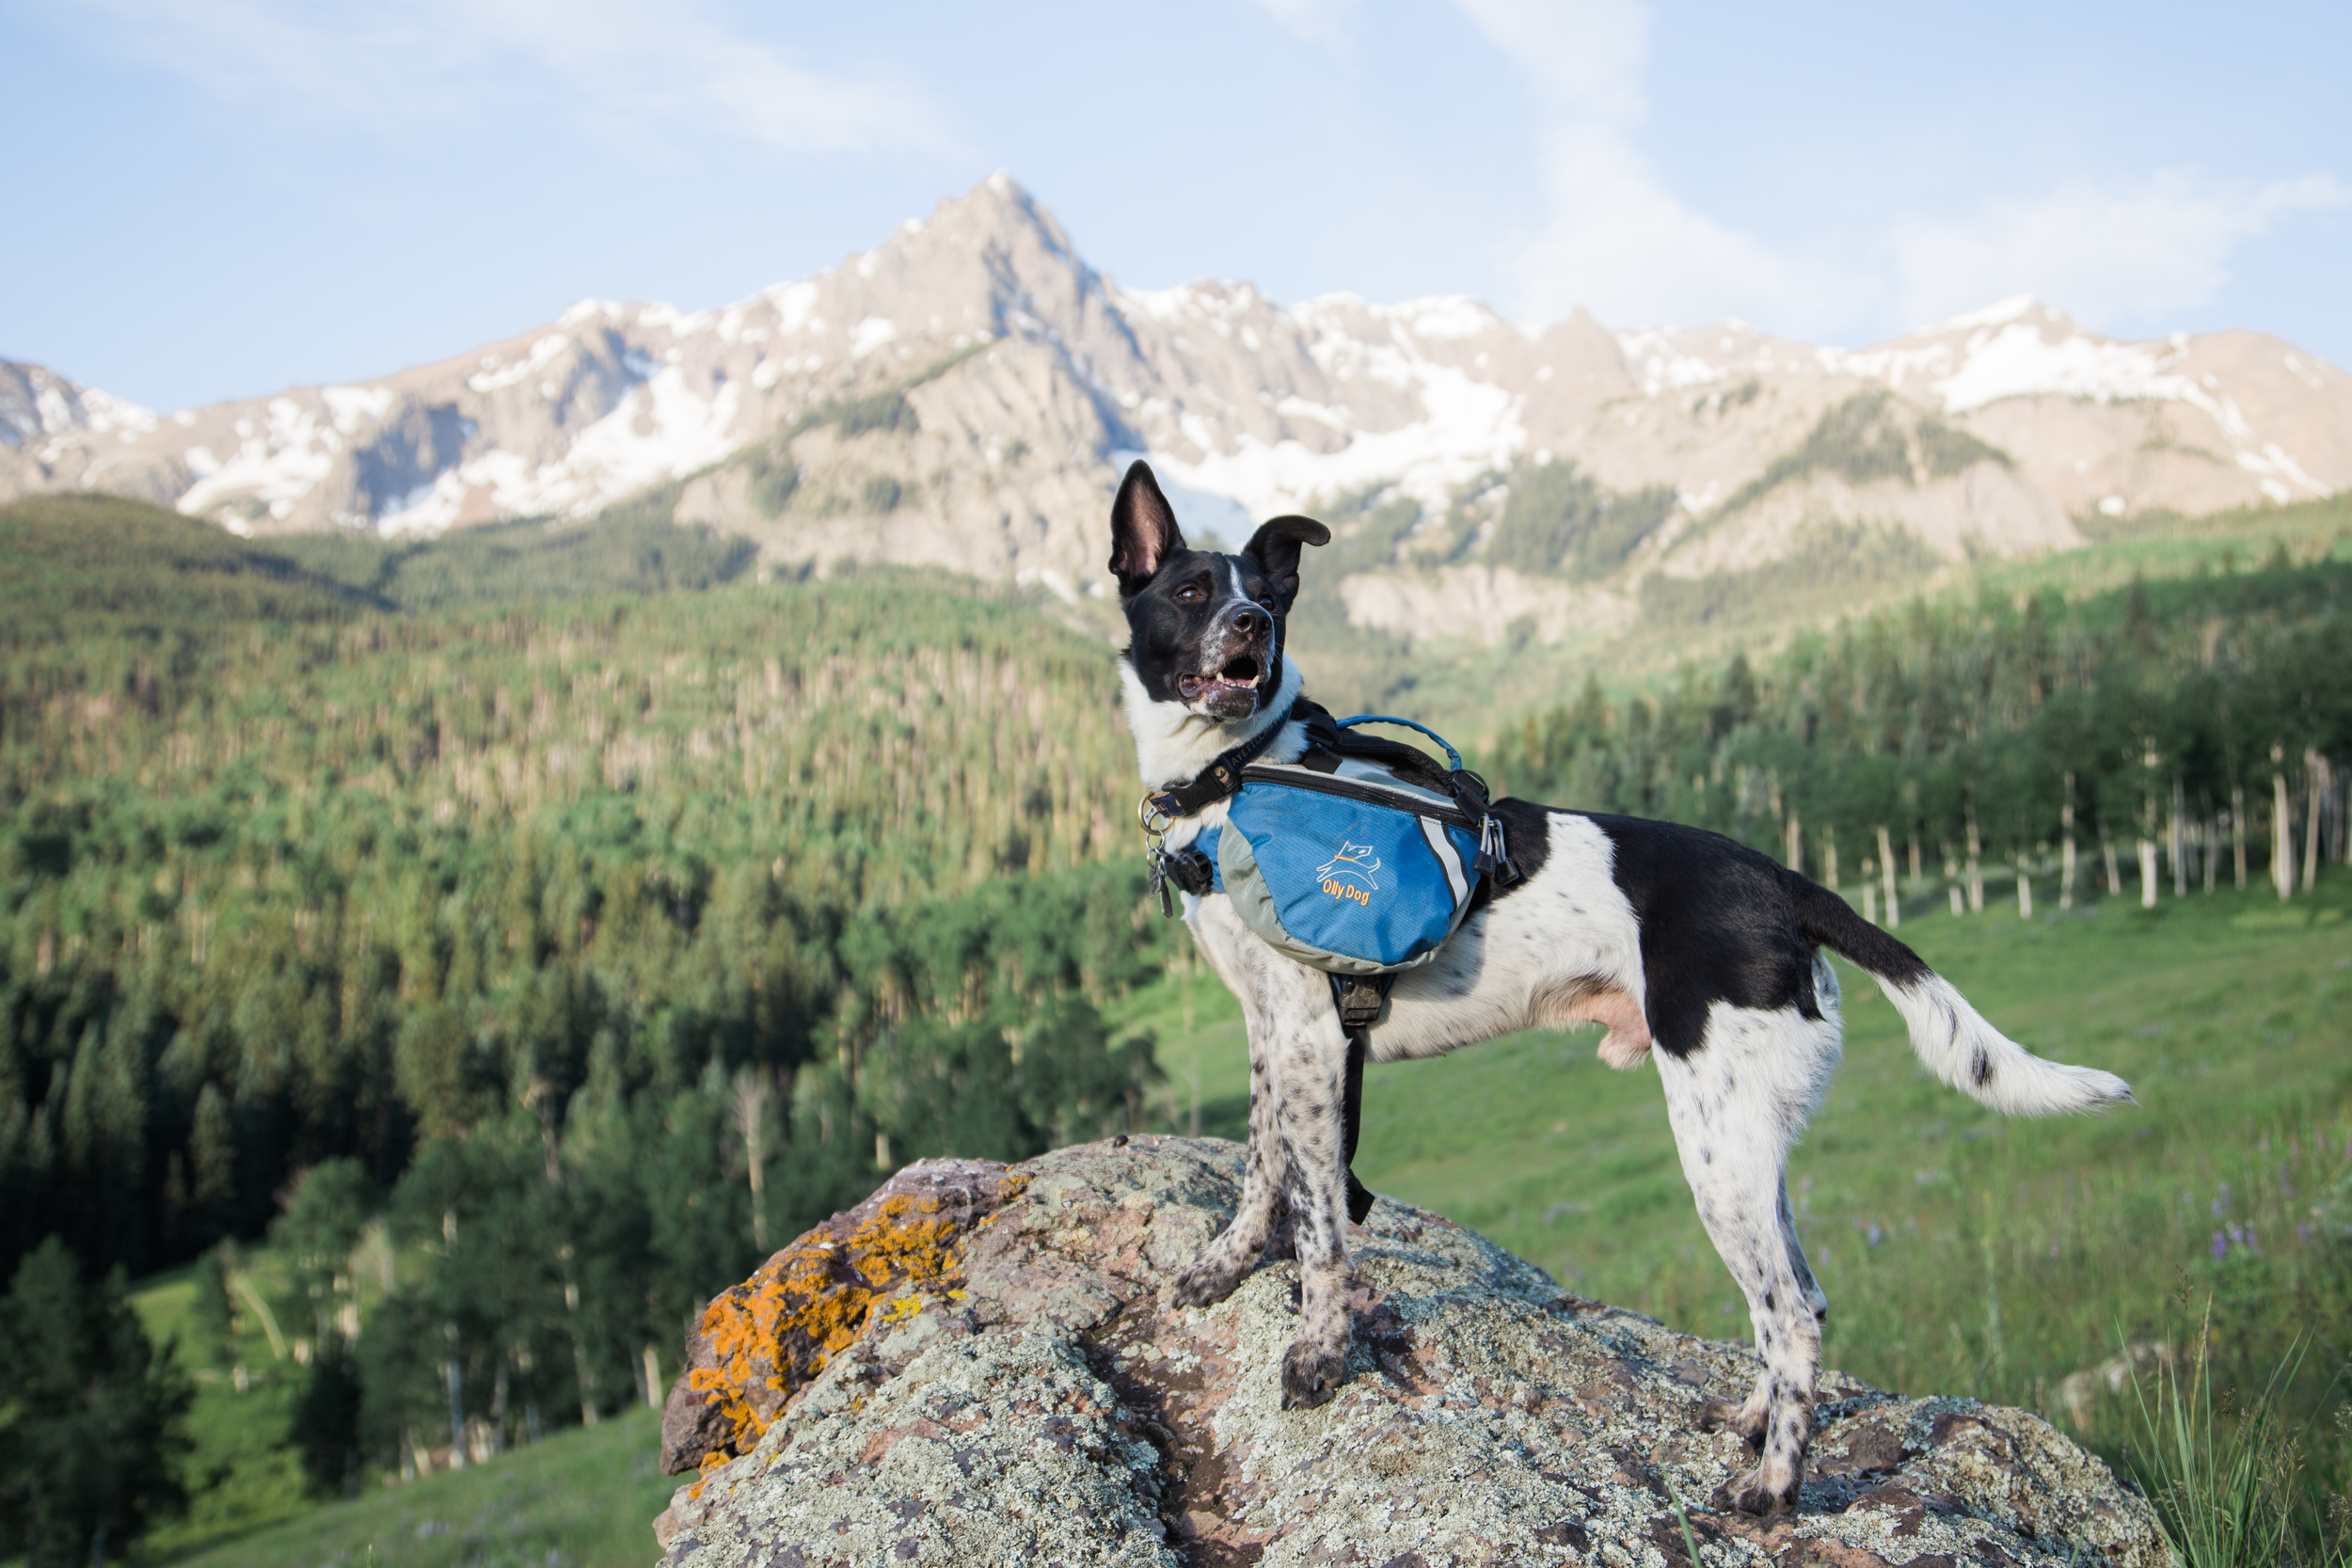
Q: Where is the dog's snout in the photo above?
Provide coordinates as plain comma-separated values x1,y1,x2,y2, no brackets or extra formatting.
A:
1226,605,1266,640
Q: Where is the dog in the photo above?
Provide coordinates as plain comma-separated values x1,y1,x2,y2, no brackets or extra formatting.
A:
1106,460,2134,1513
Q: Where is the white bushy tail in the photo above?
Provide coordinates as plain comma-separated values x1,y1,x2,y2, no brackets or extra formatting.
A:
1797,879,2134,1117
1878,974,2136,1116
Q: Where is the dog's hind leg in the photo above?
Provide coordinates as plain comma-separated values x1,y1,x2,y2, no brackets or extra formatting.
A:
1660,994,1841,1514
1780,1181,1828,1326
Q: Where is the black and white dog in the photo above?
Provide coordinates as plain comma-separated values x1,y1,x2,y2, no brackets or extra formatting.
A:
1106,461,2132,1513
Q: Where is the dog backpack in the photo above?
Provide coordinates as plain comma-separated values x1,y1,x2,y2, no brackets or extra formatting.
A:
1166,713,1515,976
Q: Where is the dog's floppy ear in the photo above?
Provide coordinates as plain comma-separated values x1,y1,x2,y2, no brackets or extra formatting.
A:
1241,515,1331,611
1108,461,1186,596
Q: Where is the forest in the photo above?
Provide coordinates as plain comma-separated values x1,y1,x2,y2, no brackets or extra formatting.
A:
2,488,2347,1560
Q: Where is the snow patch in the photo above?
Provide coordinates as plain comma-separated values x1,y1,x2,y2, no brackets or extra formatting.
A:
1928,295,2038,333
176,396,343,519
1615,331,1727,395
1382,296,1509,341
377,368,742,535
469,340,570,394
850,317,898,359
322,385,395,432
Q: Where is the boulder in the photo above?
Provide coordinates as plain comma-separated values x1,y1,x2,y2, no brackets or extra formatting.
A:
653,1136,2163,1568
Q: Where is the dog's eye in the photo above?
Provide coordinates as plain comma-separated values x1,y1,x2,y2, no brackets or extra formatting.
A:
1174,583,1204,603
1256,596,1274,610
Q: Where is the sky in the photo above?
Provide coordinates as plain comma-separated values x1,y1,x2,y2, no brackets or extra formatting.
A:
4,0,2347,414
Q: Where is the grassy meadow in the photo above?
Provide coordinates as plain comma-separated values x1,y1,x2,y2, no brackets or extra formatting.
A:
1113,867,2352,1501
159,1406,675,1568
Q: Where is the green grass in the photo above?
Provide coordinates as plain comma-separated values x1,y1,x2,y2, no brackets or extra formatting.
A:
164,1407,675,1568
1109,865,2352,1468
127,1245,317,1557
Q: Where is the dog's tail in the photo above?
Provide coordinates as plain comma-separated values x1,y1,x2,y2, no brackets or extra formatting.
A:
1795,879,2134,1117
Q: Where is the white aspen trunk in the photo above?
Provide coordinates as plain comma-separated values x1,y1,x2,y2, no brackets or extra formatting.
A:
1822,828,1838,892
2304,752,2326,892
2060,776,2078,911
1863,882,1878,924
2170,778,2187,898
2232,786,2248,888
2138,839,2158,909
643,1343,663,1411
1786,812,1803,872
2016,855,2033,918
733,1069,771,1252
490,1359,509,1458
1965,807,1984,912
2203,812,2217,894
1949,885,1965,916
1877,825,1899,927
2274,767,2294,901
1908,833,1923,888
443,1352,467,1470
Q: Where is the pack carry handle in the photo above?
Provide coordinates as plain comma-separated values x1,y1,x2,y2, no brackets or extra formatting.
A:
1337,714,1520,888
1335,714,1463,773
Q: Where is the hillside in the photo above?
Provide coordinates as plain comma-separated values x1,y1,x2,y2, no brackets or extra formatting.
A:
8,177,2346,665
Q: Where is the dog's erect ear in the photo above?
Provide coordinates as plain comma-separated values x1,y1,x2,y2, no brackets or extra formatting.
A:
1108,461,1186,596
1241,515,1331,611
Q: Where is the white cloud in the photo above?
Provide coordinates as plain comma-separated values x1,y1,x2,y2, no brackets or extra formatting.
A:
1888,170,2348,331
1452,0,1845,331
73,0,955,157
1248,0,1360,52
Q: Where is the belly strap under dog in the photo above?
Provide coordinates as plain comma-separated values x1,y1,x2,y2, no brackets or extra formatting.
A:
1332,973,1392,1225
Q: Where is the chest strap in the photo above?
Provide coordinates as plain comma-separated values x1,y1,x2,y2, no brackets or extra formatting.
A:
1141,700,1298,823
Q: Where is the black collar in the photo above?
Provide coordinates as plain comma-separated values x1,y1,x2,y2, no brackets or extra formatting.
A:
1143,699,1298,821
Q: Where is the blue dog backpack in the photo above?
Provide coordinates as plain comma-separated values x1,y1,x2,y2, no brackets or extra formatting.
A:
1180,716,1507,976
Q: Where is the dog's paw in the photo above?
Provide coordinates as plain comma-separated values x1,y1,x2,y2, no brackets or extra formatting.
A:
1279,1338,1348,1410
1170,1255,1247,1309
1710,1465,1798,1516
1697,1399,1767,1449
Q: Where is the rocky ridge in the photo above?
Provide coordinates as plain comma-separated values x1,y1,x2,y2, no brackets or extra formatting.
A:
651,1137,2162,1568
10,177,2346,638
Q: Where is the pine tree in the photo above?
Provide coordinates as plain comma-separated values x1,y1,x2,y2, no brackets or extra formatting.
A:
0,1238,192,1566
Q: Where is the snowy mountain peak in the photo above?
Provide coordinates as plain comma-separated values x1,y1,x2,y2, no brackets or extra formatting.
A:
6,177,2346,611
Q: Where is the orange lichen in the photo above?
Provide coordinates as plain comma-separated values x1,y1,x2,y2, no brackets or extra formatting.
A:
685,1173,1029,1481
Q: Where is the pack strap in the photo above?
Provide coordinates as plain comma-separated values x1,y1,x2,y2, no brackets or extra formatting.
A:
1139,699,1299,824
1330,972,1391,1226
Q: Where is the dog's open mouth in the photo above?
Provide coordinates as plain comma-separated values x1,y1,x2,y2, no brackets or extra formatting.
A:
1178,655,1260,704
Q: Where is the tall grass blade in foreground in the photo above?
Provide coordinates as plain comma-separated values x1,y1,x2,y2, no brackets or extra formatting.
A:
2124,1305,2303,1568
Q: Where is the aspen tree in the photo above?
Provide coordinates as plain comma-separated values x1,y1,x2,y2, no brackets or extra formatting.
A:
1876,824,1899,927
2059,773,2077,910
2272,745,2294,901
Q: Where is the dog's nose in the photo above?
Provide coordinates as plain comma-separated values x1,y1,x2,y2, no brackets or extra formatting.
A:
1229,608,1264,639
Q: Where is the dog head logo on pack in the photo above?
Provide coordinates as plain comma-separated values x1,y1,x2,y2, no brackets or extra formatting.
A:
1316,841,1381,904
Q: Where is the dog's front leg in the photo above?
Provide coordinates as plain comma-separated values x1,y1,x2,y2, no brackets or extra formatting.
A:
1170,1007,1288,1307
1272,1001,1357,1408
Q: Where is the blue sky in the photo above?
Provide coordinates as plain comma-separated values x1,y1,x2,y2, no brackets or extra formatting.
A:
5,0,2346,414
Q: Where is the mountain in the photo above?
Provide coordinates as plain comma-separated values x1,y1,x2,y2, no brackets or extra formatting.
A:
8,175,2348,638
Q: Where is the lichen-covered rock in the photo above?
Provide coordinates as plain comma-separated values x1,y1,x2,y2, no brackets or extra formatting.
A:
659,1158,1025,1477
653,1136,2162,1568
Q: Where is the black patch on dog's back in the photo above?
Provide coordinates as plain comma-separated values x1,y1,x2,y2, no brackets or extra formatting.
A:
1587,814,1820,1058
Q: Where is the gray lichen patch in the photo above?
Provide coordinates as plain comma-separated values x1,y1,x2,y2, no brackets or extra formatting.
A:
656,1136,2164,1568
